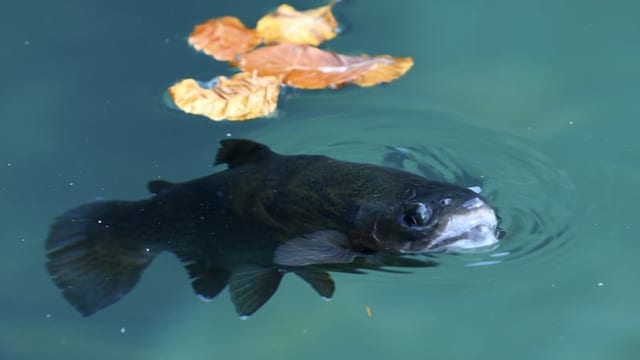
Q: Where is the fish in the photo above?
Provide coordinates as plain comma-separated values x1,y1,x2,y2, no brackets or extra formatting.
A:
45,139,499,318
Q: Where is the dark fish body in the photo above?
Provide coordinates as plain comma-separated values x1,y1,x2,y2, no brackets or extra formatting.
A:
46,140,498,317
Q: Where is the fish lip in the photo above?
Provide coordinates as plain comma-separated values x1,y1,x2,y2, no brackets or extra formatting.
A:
461,197,485,210
425,224,497,251
422,198,499,253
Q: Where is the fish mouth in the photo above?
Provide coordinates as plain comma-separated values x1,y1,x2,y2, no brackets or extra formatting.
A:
423,197,499,253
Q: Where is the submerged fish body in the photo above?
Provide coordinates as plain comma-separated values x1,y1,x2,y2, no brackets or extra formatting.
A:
45,139,499,318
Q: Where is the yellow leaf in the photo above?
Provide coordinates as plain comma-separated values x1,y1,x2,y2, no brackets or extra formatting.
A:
168,72,282,121
233,43,414,89
189,17,261,61
256,3,338,46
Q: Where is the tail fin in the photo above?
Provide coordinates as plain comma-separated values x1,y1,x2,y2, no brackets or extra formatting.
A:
45,200,156,316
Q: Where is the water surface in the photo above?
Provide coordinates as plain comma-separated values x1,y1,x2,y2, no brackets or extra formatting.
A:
2,0,639,359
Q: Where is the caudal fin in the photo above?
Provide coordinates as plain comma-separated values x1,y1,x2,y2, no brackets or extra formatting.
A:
45,201,156,316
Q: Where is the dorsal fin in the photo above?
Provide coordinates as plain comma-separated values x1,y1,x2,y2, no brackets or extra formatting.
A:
147,179,176,195
214,139,274,168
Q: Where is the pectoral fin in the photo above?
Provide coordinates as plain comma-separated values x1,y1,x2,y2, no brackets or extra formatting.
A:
273,230,360,266
229,266,283,319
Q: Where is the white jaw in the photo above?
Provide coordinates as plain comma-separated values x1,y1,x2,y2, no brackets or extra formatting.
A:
425,197,499,253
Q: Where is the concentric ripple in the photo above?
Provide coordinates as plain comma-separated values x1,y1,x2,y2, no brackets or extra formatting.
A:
250,107,579,281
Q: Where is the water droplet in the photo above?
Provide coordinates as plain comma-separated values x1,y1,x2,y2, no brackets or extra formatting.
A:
7,163,11,167
69,182,75,186
45,313,51,319
597,282,604,287
120,327,126,334
97,220,102,224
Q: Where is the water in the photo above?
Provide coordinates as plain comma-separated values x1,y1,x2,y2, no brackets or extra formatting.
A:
2,0,639,359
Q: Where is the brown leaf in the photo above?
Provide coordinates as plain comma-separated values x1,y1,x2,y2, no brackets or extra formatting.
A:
168,72,282,121
233,43,414,89
188,17,261,61
256,3,338,46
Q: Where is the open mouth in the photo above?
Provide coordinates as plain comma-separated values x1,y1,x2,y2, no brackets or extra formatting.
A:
424,198,499,253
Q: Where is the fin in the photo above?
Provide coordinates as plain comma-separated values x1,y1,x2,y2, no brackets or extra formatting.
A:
171,248,230,302
45,201,156,316
186,263,230,302
214,139,274,168
147,179,176,195
294,268,335,300
228,265,283,318
273,230,360,266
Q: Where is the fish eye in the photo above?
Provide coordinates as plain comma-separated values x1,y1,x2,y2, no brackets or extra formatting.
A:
439,198,452,206
402,203,433,228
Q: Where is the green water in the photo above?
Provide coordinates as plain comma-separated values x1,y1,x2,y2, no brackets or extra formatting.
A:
2,0,639,359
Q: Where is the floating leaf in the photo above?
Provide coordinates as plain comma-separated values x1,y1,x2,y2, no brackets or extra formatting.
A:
189,17,261,61
168,72,281,121
256,3,338,46
170,3,414,121
233,43,414,89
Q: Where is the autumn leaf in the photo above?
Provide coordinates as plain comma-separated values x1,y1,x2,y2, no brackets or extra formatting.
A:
232,43,414,89
256,3,338,46
189,16,261,61
171,3,415,121
168,72,281,121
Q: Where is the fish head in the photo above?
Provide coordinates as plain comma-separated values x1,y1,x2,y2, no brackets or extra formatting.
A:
360,184,499,254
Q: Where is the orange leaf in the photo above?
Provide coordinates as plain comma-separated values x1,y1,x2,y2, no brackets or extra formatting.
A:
189,17,261,61
233,43,414,89
168,72,282,121
256,3,338,46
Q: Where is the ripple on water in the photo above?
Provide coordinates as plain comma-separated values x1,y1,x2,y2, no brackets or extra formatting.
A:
249,108,579,284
